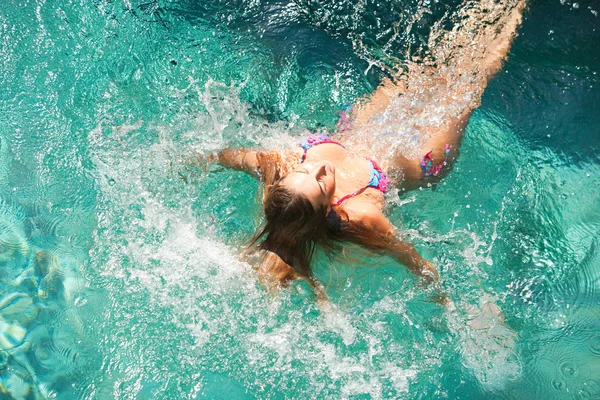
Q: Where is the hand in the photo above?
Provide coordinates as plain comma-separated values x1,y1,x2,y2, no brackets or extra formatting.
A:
418,260,450,307
178,151,220,183
419,259,440,284
431,290,450,307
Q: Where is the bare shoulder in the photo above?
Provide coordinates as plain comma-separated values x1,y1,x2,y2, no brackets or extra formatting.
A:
341,199,393,235
278,148,304,168
258,148,302,176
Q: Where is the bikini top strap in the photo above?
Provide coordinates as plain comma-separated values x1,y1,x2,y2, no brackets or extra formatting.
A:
300,134,345,163
332,159,388,206
332,188,367,207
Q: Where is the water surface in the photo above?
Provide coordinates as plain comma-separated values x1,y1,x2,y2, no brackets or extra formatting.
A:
0,0,599,398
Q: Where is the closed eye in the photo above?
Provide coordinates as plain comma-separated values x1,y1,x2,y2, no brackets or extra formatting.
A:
318,181,326,195
292,168,326,195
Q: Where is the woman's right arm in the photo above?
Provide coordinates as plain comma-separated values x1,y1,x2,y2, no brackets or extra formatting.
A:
180,148,262,183
216,148,294,186
186,148,260,174
185,147,290,189
216,148,260,177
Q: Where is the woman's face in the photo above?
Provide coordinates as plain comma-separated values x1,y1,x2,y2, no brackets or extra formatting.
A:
282,161,336,208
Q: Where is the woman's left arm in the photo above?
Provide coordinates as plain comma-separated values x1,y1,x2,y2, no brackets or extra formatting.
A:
347,203,439,284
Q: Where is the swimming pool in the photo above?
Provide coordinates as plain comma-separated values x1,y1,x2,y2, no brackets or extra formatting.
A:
0,0,598,398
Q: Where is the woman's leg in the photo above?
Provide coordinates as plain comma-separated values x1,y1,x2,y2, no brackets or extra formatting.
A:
384,108,470,188
382,0,526,188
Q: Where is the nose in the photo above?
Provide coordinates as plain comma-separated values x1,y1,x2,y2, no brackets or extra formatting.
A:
313,162,327,178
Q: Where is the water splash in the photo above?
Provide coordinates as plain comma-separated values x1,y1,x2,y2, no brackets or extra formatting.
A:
85,82,449,397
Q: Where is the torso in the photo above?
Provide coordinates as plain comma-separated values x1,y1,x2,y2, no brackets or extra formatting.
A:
290,143,386,210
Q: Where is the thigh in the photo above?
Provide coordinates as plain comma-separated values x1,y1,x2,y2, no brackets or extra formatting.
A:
421,109,471,167
387,108,472,188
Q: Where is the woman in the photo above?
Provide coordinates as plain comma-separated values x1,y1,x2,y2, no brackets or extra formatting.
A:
201,0,526,295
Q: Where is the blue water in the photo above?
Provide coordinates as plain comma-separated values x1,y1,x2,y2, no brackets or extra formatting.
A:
0,0,599,398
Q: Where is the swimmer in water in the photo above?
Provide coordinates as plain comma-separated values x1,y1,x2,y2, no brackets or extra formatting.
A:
194,0,526,297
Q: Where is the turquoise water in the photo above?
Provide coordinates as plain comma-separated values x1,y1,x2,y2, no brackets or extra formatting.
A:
0,0,599,398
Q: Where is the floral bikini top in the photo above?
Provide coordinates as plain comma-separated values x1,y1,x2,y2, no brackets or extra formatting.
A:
300,135,388,206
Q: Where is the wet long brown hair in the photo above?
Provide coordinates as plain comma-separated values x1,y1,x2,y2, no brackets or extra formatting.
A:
248,151,380,292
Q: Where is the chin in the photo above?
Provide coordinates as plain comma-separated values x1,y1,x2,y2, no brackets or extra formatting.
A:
324,161,335,174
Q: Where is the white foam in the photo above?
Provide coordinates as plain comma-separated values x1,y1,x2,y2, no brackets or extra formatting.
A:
88,109,425,396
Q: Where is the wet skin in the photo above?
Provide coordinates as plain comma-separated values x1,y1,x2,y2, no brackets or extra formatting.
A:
281,161,336,209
